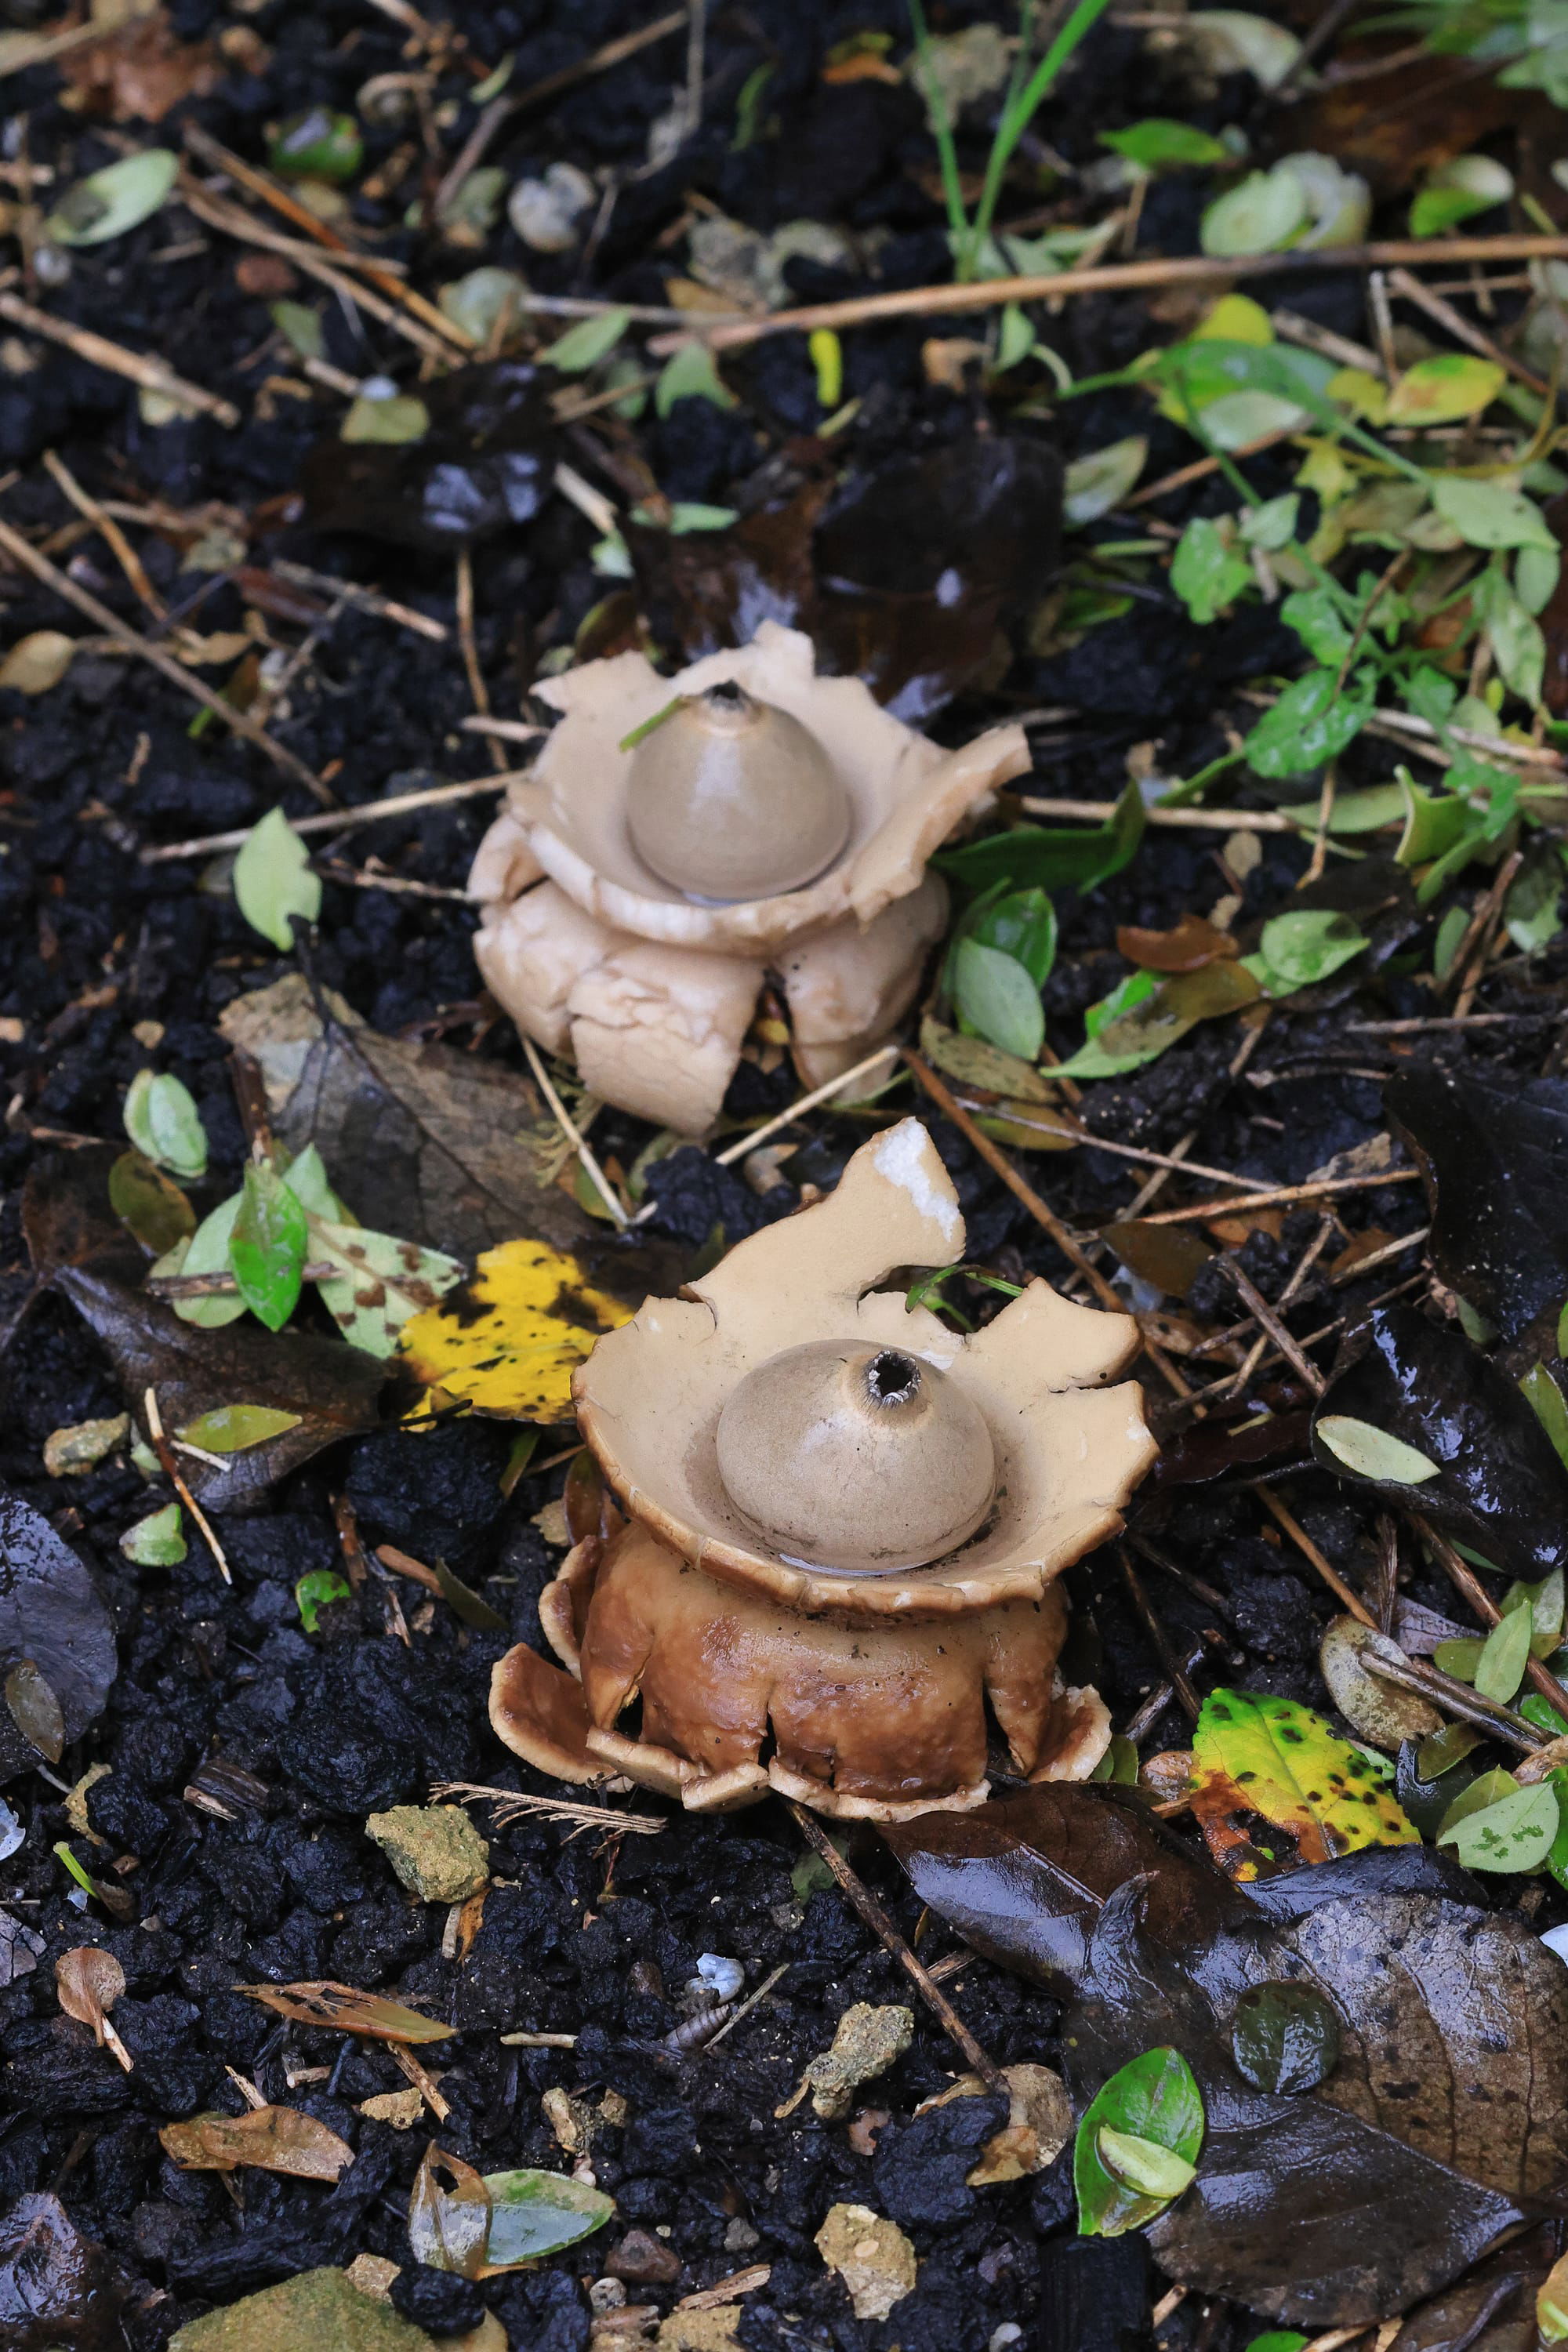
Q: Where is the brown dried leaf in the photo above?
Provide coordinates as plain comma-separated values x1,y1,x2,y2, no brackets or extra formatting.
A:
56,1946,132,2071
234,1979,452,2043
409,2141,491,2279
58,13,221,122
6,1660,65,1763
159,2103,354,2180
1116,913,1240,974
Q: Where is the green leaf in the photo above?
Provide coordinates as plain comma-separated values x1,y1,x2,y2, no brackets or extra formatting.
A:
1434,1637,1484,1681
1094,2127,1196,2199
663,501,739,534
655,342,735,419
1243,670,1372,779
279,1142,344,1222
1539,2246,1568,2341
229,1161,308,1332
1279,586,1353,669
972,886,1058,985
1189,1686,1418,1875
1516,544,1560,614
1200,165,1307,257
1085,968,1159,1036
1171,517,1253,624
308,1218,463,1358
1100,118,1229,169
953,941,1045,1060
1062,436,1149,525
1501,1564,1566,1657
1410,183,1496,236
1473,1602,1534,1702
1243,2337,1310,2352
342,391,430,445
270,300,324,361
233,808,321,953
937,775,1145,894
270,107,363,182
1239,492,1298,550
1316,1414,1440,1483
109,1149,195,1256
1051,959,1262,1080
482,2167,615,2264
176,1403,304,1454
1437,1773,1559,1872
1075,2048,1203,2236
1429,475,1558,552
437,267,528,347
1521,1363,1568,1472
296,1569,352,1632
120,1502,186,1567
163,1192,245,1329
1246,909,1368,993
46,149,178,246
543,308,630,372
1386,354,1505,425
124,1070,208,1181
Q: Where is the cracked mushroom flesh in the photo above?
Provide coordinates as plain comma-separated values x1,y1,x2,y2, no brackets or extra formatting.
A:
468,622,1029,1131
490,1119,1157,1820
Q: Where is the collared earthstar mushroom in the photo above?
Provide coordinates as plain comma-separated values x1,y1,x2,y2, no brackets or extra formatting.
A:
468,622,1030,1133
490,1117,1156,1820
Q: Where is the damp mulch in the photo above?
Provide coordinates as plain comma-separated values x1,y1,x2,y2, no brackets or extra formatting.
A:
2,3,1567,2350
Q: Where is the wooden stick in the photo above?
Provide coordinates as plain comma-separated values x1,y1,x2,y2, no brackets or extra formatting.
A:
666,234,1568,354
143,1388,230,1585
1118,1546,1200,1720
0,511,332,804
784,1799,1007,2096
141,771,524,862
1123,1167,1423,1229
521,1035,628,1228
1411,1514,1568,1723
0,287,239,427
1017,795,1310,833
42,448,165,617
711,1045,901,1167
1226,1259,1327,1396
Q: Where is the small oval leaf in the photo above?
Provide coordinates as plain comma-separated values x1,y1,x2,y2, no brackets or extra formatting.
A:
1230,1980,1341,2093
233,807,321,953
47,149,178,247
1316,1414,1441,1485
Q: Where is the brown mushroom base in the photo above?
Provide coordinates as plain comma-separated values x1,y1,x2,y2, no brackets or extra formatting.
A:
489,1521,1111,1822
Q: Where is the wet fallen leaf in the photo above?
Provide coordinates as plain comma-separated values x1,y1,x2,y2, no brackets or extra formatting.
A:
123,1069,206,1181
234,1980,452,2042
51,1265,385,1510
58,12,220,121
300,358,560,551
160,2103,354,2180
1387,1064,1568,1363
1312,1305,1568,1579
408,2141,611,2276
1318,1618,1443,1751
1076,2047,1203,2237
1116,913,1240,973
307,1217,463,1358
885,1784,1564,2327
42,1415,129,1478
0,2192,131,2352
107,1150,194,1257
1189,1686,1418,1878
397,1238,633,1423
45,148,179,245
1230,1980,1341,2093
56,1948,132,2071
0,1488,117,1786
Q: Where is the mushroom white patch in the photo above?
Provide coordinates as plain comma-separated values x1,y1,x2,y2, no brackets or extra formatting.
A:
871,1118,962,1245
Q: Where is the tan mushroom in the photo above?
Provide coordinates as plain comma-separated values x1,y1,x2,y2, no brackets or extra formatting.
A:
489,1118,1156,1820
470,623,1029,1131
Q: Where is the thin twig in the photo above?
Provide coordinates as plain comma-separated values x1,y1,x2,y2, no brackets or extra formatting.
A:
143,1388,230,1585
1367,1646,1544,1753
784,1799,1007,2095
42,450,164,616
1225,1260,1328,1396
663,234,1568,354
953,1093,1256,1189
703,1962,791,2050
0,287,240,427
1017,794,1309,833
1453,848,1524,1017
270,560,448,642
521,1036,629,1228
711,1045,902,1167
1212,1214,1337,1397
1123,1167,1423,1229
434,1781,667,1836
1118,1547,1200,1720
141,771,523,862
0,511,332,804
1386,264,1552,401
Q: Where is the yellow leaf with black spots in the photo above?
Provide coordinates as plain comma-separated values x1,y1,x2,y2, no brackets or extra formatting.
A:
396,1238,632,1423
1189,1686,1417,1882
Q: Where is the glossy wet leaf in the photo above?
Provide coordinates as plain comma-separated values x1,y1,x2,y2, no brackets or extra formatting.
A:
953,941,1044,1060
1437,1774,1559,1872
46,147,178,245
5,1661,64,1762
0,1489,116,1784
938,773,1144,895
107,1152,194,1256
1171,516,1252,623
229,1160,307,1332
1230,1980,1341,2093
1312,1304,1568,1579
409,2144,492,2278
1473,1602,1534,1702
1062,435,1148,524
434,1558,507,1634
970,885,1058,985
295,1569,350,1633
397,1237,633,1424
160,2103,354,2180
1189,1686,1418,1879
1096,2125,1196,2199
1430,476,1557,552
307,1217,462,1359
233,807,321,953
1051,957,1262,1080
1075,2047,1203,2236
1317,1415,1440,1484
119,1502,185,1566
1244,670,1373,779
482,2168,615,2264
1521,1363,1568,1472
235,1980,451,2042
175,1403,303,1454
123,1070,207,1181
1100,118,1229,169
1318,1617,1442,1750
